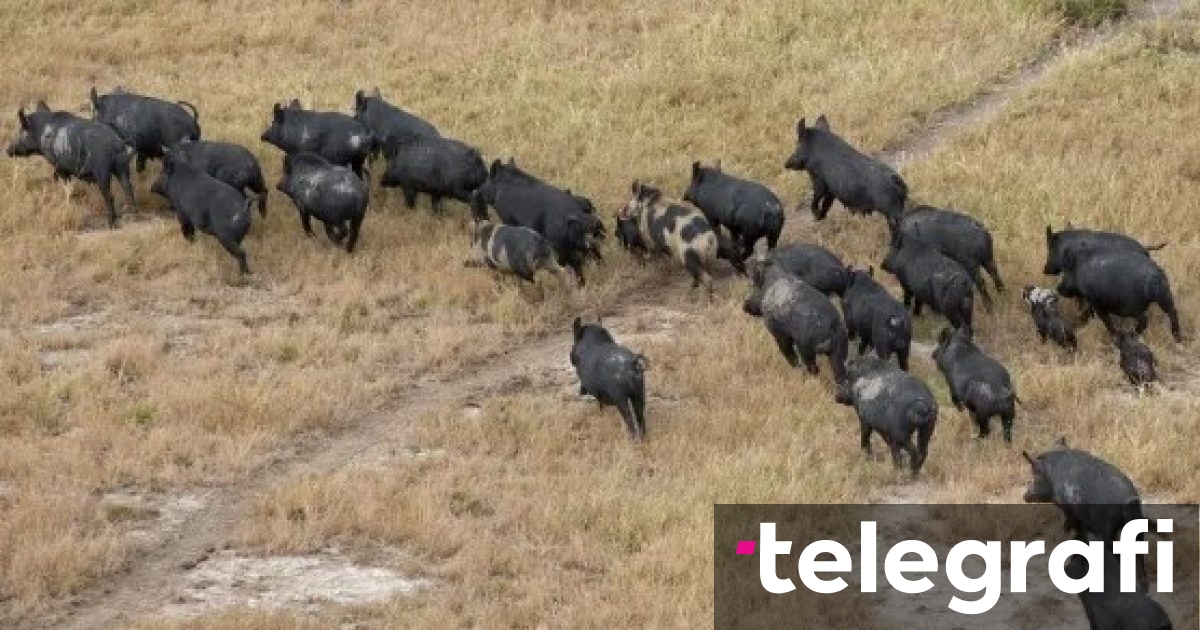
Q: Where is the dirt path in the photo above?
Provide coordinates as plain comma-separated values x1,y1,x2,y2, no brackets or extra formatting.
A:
34,3,1188,628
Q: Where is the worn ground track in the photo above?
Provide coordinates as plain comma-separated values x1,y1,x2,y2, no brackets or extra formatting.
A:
31,2,1186,627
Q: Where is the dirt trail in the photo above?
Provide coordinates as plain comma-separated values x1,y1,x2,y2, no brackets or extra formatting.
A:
35,3,1188,628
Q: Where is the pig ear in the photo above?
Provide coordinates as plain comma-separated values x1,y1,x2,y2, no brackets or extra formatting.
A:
354,90,364,110
572,317,583,339
506,157,516,167
815,114,830,131
17,108,27,129
272,103,284,122
35,100,49,113
867,265,874,277
288,98,301,109
796,118,806,138
631,180,640,195
714,159,722,172
691,161,701,180
489,159,502,177
1054,436,1068,448
1044,225,1054,242
89,86,99,106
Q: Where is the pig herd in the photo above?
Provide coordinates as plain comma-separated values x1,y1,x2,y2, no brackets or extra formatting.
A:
7,87,1185,627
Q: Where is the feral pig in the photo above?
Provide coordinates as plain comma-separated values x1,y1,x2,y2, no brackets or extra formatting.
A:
1022,437,1148,590
1043,225,1166,275
276,153,368,253
1056,250,1181,343
1114,332,1156,388
682,161,785,260
90,87,200,172
169,139,268,216
379,133,486,211
1023,285,1077,351
466,220,568,286
471,159,595,284
1064,552,1173,630
834,356,937,476
881,233,975,333
932,327,1017,443
785,115,907,220
151,155,253,274
841,268,912,370
352,88,440,160
7,102,134,228
743,260,847,381
762,242,850,297
261,102,373,178
614,215,647,257
617,181,735,291
570,318,648,441
891,205,1002,303
483,159,607,260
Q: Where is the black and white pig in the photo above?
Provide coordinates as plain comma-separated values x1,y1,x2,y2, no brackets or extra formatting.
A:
682,161,785,260
169,139,268,216
1056,250,1181,343
275,153,368,253
618,181,730,291
1023,285,1077,351
881,233,975,333
7,102,134,228
891,205,1002,301
1114,332,1156,388
151,155,253,274
841,268,912,370
762,242,851,297
785,115,907,220
570,318,648,441
1064,552,1173,630
834,355,938,476
932,327,1017,443
379,134,486,211
743,260,848,381
352,88,440,160
90,87,200,173
466,220,569,286
1022,437,1149,590
471,159,594,284
260,102,373,178
1043,225,1166,275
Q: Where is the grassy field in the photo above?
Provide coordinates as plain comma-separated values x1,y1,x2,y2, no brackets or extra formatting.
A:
1,0,1197,628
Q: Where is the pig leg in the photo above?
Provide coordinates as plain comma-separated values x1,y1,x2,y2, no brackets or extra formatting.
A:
901,287,913,308
217,236,251,275
970,409,989,439
972,271,993,309
323,221,343,244
430,194,444,214
401,186,417,209
345,216,364,254
860,424,873,456
95,170,120,229
178,215,196,242
631,390,647,441
894,344,910,372
1153,286,1183,343
616,400,640,441
887,441,904,470
1000,409,1014,444
769,331,799,368
135,153,147,174
798,348,819,376
1135,312,1149,335
912,299,924,317
806,178,827,214
300,212,315,237
1096,310,1120,337
983,257,1004,291
857,338,869,356
818,194,835,220
902,439,921,476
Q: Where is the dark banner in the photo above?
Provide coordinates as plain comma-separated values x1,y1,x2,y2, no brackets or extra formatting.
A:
714,504,1198,629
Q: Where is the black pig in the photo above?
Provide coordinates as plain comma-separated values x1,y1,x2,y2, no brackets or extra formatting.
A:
276,153,368,253
881,233,975,333
352,88,440,160
261,102,372,178
932,327,1017,443
841,267,912,370
570,318,648,441
834,355,937,475
7,102,134,228
785,115,907,220
90,87,200,173
744,260,848,381
169,139,268,216
151,155,253,274
1056,250,1181,343
682,161,784,260
380,134,486,212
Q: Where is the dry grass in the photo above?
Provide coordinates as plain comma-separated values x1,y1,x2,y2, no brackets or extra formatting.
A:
0,0,1194,627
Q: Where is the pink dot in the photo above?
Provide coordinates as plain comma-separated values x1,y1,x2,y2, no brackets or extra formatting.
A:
735,540,756,555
